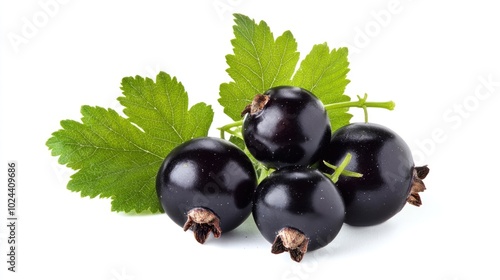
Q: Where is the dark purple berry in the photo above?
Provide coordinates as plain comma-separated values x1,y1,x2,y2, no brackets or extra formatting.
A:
252,167,345,262
156,137,257,243
321,123,429,226
242,86,331,169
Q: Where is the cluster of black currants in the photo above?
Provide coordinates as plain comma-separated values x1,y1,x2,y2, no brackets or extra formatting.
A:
156,86,429,262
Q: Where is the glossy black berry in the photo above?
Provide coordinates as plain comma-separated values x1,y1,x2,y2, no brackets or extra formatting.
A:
242,86,331,169
321,123,429,227
252,167,345,262
156,137,257,243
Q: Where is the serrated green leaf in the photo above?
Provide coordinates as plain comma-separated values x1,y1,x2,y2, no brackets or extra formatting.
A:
218,14,353,133
118,73,213,149
219,13,300,120
292,44,352,131
46,72,213,213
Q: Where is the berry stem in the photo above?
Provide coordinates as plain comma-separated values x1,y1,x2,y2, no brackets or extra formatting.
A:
256,166,273,183
328,153,358,184
323,160,363,181
218,120,244,140
358,94,369,123
324,94,395,122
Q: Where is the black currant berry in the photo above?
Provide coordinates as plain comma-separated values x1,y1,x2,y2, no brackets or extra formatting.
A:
156,137,257,243
321,123,429,227
252,167,345,262
242,86,331,169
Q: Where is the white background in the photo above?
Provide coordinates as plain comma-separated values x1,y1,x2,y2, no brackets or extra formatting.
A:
1,1,500,279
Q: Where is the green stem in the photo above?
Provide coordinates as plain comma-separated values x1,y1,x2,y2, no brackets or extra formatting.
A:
257,166,273,183
324,93,395,111
358,95,369,123
218,120,244,140
323,160,363,180
363,106,368,123
327,153,362,183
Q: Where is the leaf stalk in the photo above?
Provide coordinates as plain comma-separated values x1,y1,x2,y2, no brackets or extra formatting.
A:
324,94,395,123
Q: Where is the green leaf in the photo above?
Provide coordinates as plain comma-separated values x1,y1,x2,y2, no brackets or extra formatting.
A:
46,72,213,213
219,13,300,120
218,14,353,132
292,44,352,132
